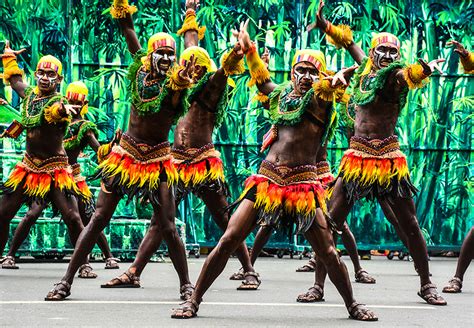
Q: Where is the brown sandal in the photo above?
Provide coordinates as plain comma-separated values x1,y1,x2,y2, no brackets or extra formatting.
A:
418,283,447,305
104,257,120,269
180,283,195,301
442,277,462,293
229,267,245,280
1,256,19,269
45,281,71,301
101,270,141,288
296,258,316,272
237,271,261,290
296,284,324,302
171,299,200,319
355,269,376,284
347,302,378,321
78,264,97,279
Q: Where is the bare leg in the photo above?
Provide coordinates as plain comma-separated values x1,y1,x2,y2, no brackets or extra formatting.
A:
78,199,113,260
443,227,473,293
0,188,29,255
59,189,121,285
378,197,410,248
199,189,256,277
250,225,273,265
49,188,84,246
150,182,191,290
387,196,446,305
6,202,46,257
304,209,377,320
171,199,258,318
453,227,474,280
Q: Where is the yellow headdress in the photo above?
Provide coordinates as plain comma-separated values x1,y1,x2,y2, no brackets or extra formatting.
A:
361,32,401,75
36,55,63,76
370,32,401,49
179,46,213,73
66,81,89,115
147,32,176,54
291,49,327,72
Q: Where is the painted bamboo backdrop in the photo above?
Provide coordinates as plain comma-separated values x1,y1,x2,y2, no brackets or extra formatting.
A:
0,0,472,254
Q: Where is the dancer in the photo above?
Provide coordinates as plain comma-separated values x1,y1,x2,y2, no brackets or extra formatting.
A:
45,0,197,301
230,50,375,288
307,0,446,305
171,21,378,321
1,81,120,272
442,40,473,293
0,43,87,275
102,0,259,291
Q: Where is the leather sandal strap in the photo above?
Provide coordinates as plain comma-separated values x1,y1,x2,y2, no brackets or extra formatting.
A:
420,283,437,292
123,270,139,282
449,277,462,286
180,283,194,292
310,284,323,294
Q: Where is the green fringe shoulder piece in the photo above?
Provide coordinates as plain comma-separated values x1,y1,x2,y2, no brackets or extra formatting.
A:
127,49,171,116
186,71,229,127
64,120,99,150
348,57,408,108
21,87,65,128
268,82,315,126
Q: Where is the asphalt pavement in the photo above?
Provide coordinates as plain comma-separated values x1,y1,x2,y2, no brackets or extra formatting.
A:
0,256,472,327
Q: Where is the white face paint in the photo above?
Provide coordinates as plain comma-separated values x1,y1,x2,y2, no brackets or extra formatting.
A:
373,45,399,69
292,63,319,94
35,71,58,89
152,51,176,76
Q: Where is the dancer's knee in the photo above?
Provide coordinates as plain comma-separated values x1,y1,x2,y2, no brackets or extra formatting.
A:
218,231,241,255
317,246,340,266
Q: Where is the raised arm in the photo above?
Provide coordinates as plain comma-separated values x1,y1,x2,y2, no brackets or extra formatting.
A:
391,57,445,92
312,0,365,64
1,40,28,98
109,0,141,54
178,0,206,49
84,130,101,153
233,20,277,95
447,40,474,74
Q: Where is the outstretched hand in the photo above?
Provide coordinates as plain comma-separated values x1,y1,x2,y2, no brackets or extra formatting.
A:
307,0,328,32
185,0,199,10
111,128,122,146
60,98,79,116
324,64,359,87
446,40,469,58
1,40,26,58
232,19,252,53
418,58,445,76
180,54,197,82
0,98,7,105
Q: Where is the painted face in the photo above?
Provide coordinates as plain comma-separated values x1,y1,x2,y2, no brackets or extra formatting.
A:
35,68,61,94
371,44,400,69
151,47,176,75
292,62,319,95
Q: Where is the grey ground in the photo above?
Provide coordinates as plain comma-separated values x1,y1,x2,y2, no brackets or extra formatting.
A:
0,256,472,327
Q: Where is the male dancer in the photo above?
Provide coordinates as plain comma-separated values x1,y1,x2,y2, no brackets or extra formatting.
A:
230,50,375,291
171,21,378,321
0,43,86,273
442,40,473,293
1,82,120,273
305,0,446,305
45,0,197,300
102,0,259,291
